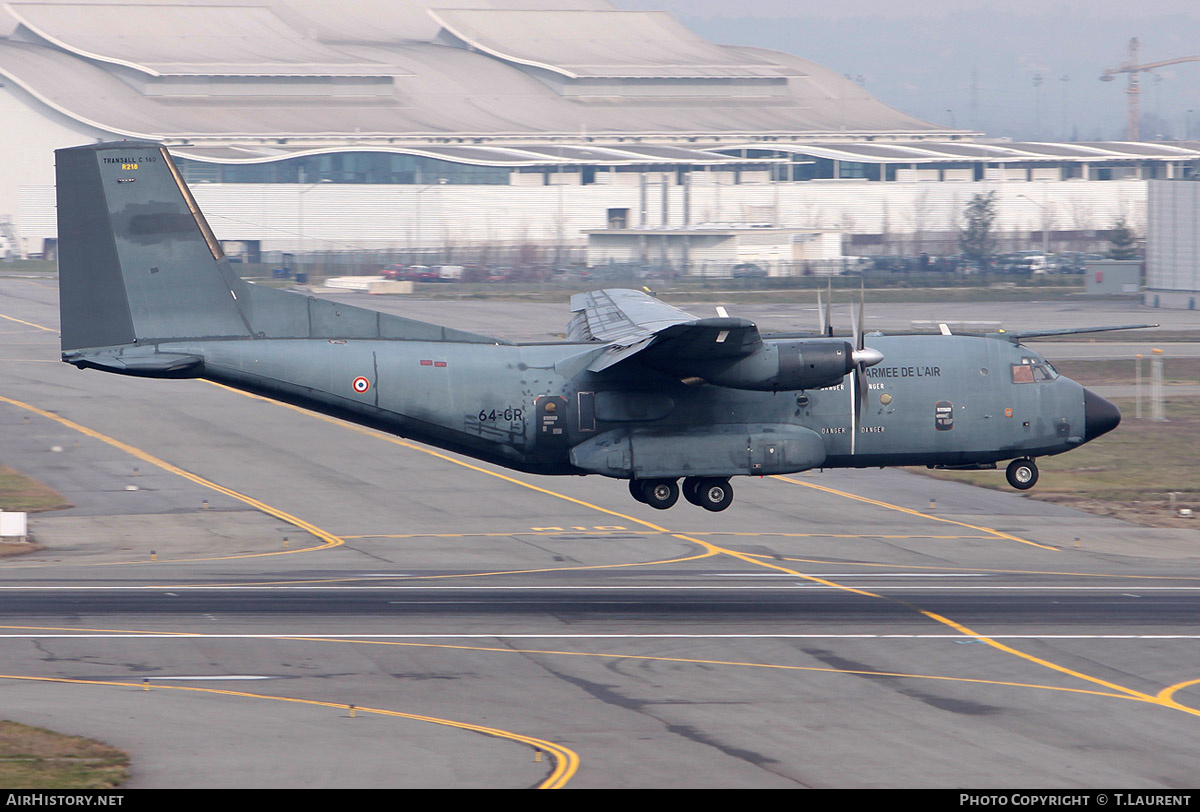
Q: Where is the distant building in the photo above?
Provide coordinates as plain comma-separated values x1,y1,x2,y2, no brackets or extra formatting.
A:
1145,180,1200,310
1,1,1197,270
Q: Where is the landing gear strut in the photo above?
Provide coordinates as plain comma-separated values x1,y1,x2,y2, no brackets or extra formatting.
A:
1005,458,1039,490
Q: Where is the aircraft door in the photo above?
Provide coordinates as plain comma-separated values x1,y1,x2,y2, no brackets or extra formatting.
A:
577,391,596,433
535,395,570,457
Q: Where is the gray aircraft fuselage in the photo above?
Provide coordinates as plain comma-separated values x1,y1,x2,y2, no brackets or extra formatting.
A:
55,140,1122,510
145,330,1090,478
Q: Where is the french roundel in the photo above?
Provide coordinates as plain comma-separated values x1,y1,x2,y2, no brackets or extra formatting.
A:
352,376,371,394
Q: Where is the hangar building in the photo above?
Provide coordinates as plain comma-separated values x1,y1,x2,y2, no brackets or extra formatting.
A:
1,0,1196,270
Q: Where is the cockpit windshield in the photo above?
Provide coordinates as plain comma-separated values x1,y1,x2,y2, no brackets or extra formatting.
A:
1011,358,1058,384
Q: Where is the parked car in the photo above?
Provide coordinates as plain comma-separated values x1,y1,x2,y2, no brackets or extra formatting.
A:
997,251,1050,275
380,264,438,281
731,262,767,278
1056,252,1103,274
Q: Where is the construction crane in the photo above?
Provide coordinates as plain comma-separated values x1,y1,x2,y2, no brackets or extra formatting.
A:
1101,38,1200,141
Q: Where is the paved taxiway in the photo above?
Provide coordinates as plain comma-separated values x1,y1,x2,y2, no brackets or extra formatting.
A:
2,276,1200,788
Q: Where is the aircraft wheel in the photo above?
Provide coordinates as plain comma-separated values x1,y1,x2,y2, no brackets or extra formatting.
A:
1006,458,1039,490
697,478,734,512
629,479,647,503
641,479,679,510
682,477,704,506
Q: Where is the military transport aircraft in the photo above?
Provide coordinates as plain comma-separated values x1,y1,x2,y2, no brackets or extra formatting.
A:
55,142,1146,512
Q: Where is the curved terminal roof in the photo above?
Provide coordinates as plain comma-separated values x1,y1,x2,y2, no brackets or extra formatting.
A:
172,139,1199,171
721,141,1200,164
5,1,391,76
172,142,771,167
429,8,785,79
272,0,613,44
0,0,958,143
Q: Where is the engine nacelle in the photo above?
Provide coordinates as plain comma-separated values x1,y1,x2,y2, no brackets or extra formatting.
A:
698,339,857,392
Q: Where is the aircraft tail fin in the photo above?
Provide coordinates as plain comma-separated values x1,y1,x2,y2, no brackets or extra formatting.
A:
56,142,254,352
56,142,501,357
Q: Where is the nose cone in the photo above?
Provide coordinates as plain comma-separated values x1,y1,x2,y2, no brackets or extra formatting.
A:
1083,388,1121,441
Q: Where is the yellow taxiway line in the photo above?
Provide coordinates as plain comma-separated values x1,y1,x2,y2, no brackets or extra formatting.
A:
0,394,343,557
773,475,1059,551
0,672,578,789
201,381,1200,720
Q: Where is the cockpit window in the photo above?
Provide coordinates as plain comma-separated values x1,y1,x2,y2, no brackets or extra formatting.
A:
1011,360,1058,384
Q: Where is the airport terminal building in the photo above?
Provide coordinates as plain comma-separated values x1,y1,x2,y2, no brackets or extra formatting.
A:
2,0,1198,273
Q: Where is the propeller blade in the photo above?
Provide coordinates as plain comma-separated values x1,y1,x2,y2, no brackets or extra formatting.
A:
849,282,878,452
849,364,858,455
856,283,867,350
825,280,834,337
856,363,868,421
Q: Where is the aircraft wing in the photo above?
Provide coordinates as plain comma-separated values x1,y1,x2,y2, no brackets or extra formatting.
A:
992,324,1159,342
568,288,762,373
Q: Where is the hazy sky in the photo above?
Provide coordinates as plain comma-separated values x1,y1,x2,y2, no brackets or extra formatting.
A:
615,1,1200,140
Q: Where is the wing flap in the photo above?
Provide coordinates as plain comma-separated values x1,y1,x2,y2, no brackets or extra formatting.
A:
571,288,763,373
569,289,697,343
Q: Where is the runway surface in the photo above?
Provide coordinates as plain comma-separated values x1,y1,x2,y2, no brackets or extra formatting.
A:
2,276,1200,788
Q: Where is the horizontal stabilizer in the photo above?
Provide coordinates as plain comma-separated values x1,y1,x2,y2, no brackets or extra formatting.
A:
65,351,203,377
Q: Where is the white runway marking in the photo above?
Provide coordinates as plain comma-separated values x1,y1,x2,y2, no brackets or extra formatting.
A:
0,633,1198,640
1,585,1198,591
143,675,275,680
715,572,992,577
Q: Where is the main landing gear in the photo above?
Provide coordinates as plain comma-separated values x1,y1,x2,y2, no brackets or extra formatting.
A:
1005,458,1039,490
630,477,734,511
